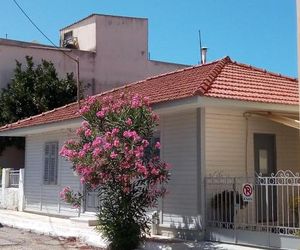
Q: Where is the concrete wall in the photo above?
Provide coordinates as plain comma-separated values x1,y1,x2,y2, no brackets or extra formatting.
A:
60,15,97,52
0,40,96,94
60,14,188,93
204,107,300,177
0,168,24,210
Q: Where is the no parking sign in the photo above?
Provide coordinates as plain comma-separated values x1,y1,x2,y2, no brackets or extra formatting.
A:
242,183,253,202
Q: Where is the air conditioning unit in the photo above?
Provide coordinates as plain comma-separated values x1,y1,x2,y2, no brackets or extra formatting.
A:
62,31,79,49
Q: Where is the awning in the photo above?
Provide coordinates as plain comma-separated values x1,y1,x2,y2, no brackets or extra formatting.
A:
245,111,300,130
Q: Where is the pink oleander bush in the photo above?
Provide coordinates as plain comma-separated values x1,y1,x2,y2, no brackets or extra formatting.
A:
60,93,170,250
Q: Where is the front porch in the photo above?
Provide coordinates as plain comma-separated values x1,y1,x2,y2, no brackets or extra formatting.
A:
205,170,300,249
203,107,300,249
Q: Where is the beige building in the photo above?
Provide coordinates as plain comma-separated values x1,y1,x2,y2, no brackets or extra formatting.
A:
0,14,187,169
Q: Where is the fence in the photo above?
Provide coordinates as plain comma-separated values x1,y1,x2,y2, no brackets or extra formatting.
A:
9,170,20,188
205,170,300,237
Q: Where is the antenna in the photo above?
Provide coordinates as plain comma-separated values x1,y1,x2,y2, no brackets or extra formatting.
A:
198,30,202,54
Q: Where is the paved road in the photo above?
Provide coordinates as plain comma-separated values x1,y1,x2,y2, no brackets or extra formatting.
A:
0,225,263,250
0,226,103,250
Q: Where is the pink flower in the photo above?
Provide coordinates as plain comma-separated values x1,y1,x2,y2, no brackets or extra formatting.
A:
151,168,160,175
81,121,89,128
152,113,159,122
155,142,161,149
78,150,86,158
126,118,133,126
59,186,70,199
93,147,102,157
85,129,92,137
123,130,131,138
131,95,142,108
142,139,149,148
83,143,91,152
92,137,103,147
78,105,90,115
96,110,105,118
137,164,148,176
76,127,84,135
113,139,120,147
112,128,120,136
86,96,96,105
143,96,150,105
80,177,85,184
110,151,118,159
104,142,112,150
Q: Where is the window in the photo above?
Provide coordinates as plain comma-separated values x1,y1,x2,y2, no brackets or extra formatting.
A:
44,142,58,185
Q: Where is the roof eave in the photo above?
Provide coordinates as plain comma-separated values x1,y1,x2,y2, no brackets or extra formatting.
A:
0,118,82,137
0,96,298,137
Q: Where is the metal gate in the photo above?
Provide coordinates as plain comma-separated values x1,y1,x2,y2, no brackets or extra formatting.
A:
205,170,300,249
83,185,100,213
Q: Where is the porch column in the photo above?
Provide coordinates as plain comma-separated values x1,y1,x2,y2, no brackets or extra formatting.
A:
1,168,10,207
18,169,25,211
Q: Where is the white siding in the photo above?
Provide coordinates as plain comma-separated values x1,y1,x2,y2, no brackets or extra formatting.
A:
160,110,199,227
205,107,300,176
24,129,80,216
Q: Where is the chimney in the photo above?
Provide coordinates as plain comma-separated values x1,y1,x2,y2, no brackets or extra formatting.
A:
201,47,208,64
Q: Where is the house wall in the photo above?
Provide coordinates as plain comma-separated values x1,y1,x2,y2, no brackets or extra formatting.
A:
24,129,80,216
0,41,96,94
159,110,200,230
205,107,300,176
22,109,201,225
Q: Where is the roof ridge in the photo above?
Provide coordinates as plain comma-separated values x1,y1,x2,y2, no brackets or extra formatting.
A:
91,57,229,99
193,56,231,95
232,61,298,82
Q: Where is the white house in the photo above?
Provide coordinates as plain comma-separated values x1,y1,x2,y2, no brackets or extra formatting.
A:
0,13,187,170
0,56,299,249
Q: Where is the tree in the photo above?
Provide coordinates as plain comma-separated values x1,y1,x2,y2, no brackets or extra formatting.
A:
0,56,78,154
60,93,170,250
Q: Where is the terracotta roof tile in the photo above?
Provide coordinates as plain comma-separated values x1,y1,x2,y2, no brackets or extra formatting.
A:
0,56,298,132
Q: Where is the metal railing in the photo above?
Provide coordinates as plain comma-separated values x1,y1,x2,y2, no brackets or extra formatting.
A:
205,170,300,236
9,170,20,188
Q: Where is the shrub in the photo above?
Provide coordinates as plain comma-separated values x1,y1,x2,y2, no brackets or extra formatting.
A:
60,93,170,250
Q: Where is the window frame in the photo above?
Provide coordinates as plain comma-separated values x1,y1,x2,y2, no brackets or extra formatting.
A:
43,141,59,185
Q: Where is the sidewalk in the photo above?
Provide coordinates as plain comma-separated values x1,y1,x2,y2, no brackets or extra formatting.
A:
0,209,107,248
0,209,263,250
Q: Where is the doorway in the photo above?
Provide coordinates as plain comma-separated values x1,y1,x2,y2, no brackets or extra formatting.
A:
254,133,277,222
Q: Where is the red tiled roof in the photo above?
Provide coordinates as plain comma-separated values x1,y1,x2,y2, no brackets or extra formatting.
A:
0,56,298,132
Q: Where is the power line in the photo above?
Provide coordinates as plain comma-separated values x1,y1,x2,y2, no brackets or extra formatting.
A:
12,0,77,62
12,0,81,106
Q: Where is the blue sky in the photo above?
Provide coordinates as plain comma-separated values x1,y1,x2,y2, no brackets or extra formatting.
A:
0,0,297,77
